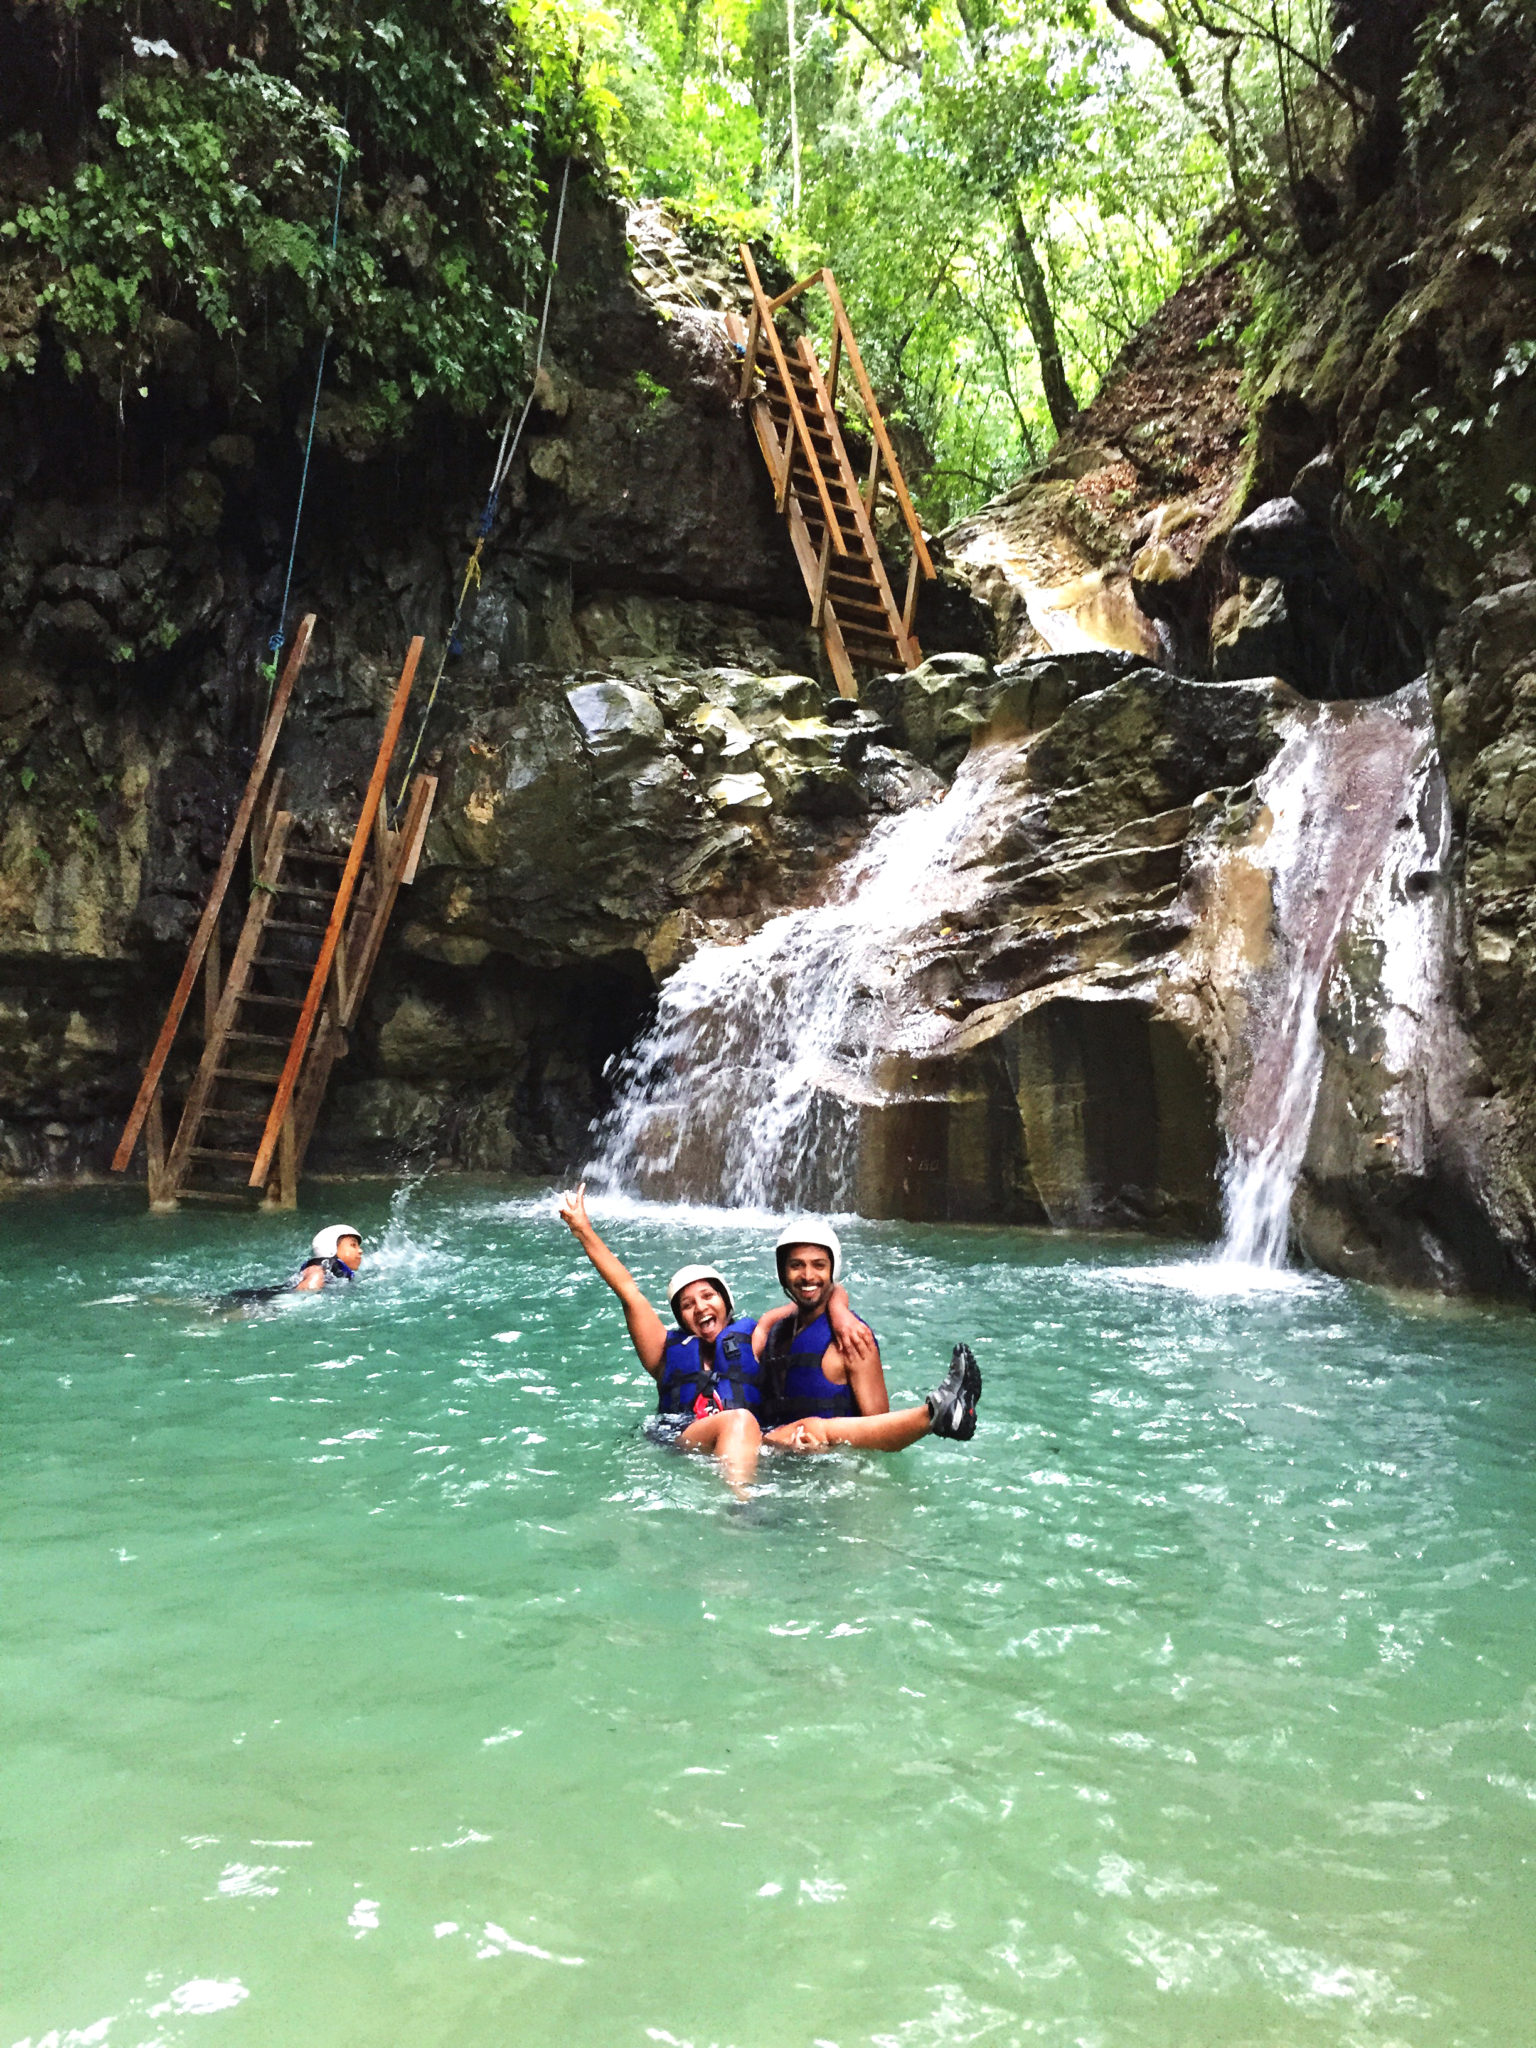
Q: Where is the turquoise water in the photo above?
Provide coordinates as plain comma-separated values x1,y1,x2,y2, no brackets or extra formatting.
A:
4,1183,1534,2048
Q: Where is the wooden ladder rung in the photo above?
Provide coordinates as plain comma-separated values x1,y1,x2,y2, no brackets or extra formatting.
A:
237,993,306,1008
275,883,335,903
175,1188,254,1205
190,1146,259,1162
201,1107,265,1122
214,1066,285,1083
288,847,348,864
226,1030,293,1046
264,917,328,934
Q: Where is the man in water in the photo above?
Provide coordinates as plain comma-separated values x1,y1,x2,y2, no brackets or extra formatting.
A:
221,1224,364,1309
755,1222,980,1452
295,1224,363,1291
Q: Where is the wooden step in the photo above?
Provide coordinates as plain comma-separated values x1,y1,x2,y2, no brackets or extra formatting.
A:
275,883,335,903
287,847,347,864
201,1107,265,1123
839,619,902,647
264,917,328,935
226,1030,292,1046
190,1145,259,1163
237,992,305,1009
214,1066,285,1084
175,1188,254,1205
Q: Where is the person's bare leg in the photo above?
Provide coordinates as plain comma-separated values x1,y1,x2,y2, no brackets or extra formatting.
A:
681,1408,763,1490
764,1347,981,1455
764,1405,932,1454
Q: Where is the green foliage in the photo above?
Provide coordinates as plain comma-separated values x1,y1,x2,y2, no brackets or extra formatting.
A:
3,0,613,443
602,0,1225,521
634,366,671,407
1352,343,1536,563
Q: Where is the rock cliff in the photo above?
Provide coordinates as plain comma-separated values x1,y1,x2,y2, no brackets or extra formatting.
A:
0,178,967,1182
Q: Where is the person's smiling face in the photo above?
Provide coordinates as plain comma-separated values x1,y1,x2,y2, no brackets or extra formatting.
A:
335,1234,363,1272
676,1279,729,1339
782,1245,833,1315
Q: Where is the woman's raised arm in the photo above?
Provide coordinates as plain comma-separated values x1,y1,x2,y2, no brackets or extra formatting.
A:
558,1184,667,1376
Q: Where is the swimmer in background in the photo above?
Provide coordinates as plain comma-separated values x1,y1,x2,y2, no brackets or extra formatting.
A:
220,1224,364,1309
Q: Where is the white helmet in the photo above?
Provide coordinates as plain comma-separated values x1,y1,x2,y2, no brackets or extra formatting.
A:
667,1264,734,1322
775,1220,843,1292
312,1224,362,1260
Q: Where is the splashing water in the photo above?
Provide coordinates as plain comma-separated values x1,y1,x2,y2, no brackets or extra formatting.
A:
1218,685,1445,1267
589,740,1018,1209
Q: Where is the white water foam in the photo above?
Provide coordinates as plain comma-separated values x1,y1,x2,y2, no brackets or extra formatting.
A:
588,740,1018,1210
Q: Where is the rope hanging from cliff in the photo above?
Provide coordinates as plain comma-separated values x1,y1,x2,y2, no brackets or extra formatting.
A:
392,155,573,810
264,102,351,701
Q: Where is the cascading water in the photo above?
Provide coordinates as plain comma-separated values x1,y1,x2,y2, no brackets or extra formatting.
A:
1217,681,1452,1267
588,739,1018,1210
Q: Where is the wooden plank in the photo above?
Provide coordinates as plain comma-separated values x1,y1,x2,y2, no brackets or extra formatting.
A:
864,438,882,511
902,549,923,648
811,529,832,630
202,924,221,1042
738,246,846,553
766,266,823,312
337,774,434,1031
145,1089,172,1211
248,638,423,1190
162,813,294,1197
820,602,859,701
820,271,936,583
398,774,437,886
251,768,285,878
794,336,913,664
112,616,315,1173
739,303,760,402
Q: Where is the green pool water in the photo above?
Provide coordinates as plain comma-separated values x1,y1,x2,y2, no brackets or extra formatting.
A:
4,1183,1534,2048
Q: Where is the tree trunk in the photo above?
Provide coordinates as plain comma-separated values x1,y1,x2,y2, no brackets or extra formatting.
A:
1010,205,1076,437
787,0,802,221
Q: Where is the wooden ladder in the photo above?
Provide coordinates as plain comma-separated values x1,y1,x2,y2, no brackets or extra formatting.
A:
112,628,438,1210
732,251,937,698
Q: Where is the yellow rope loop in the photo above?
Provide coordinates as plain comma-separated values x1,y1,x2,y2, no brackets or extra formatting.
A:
461,537,485,601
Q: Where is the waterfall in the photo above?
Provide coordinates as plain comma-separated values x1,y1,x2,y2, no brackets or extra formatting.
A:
1217,682,1450,1267
587,739,1018,1210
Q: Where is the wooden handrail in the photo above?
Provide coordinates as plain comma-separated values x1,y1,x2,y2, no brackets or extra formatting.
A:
112,615,315,1174
247,638,423,1189
738,245,848,556
819,270,937,583
768,266,824,313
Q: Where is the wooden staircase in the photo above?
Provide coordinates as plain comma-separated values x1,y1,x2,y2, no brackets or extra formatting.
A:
112,621,437,1210
731,251,937,698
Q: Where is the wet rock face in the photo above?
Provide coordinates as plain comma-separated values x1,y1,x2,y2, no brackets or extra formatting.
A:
0,184,868,1181
1429,559,1536,1279
817,657,1302,1237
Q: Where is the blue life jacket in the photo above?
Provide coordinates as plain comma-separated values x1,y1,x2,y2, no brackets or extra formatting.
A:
657,1316,765,1419
762,1309,870,1425
298,1256,354,1285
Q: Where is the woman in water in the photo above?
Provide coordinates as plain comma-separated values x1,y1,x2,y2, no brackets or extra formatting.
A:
557,1185,867,1488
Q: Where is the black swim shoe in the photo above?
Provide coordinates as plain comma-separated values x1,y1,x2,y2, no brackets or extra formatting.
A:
926,1343,981,1441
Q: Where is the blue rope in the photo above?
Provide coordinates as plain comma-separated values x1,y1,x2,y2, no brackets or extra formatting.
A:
266,105,350,690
